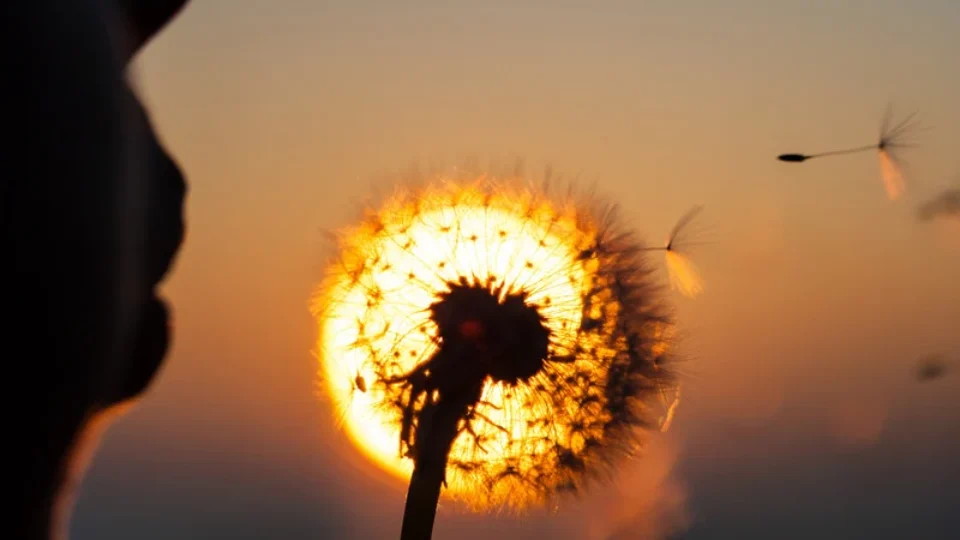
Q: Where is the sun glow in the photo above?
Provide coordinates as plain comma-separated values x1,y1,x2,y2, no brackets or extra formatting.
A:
318,181,587,473
313,178,679,508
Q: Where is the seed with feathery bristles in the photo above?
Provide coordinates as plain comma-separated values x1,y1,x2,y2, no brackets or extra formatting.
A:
777,105,924,200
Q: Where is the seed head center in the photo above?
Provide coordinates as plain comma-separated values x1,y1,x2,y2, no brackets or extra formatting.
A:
431,283,551,387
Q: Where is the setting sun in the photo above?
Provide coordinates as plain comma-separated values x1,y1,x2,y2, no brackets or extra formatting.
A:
312,176,680,509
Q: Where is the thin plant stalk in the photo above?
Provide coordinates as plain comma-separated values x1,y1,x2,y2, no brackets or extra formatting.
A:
398,397,467,540
399,368,484,540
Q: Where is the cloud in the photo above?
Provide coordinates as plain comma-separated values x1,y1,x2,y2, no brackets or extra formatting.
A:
917,188,960,221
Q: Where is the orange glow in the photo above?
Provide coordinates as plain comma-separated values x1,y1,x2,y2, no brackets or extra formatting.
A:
312,179,679,509
315,182,590,496
659,387,681,433
878,149,905,201
665,251,704,298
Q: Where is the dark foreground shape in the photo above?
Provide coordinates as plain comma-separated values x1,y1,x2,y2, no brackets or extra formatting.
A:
777,153,809,162
4,1,188,538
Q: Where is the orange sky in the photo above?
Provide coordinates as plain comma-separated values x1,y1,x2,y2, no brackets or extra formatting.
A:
74,2,959,539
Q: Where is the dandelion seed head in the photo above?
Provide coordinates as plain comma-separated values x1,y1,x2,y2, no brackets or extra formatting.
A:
313,173,679,510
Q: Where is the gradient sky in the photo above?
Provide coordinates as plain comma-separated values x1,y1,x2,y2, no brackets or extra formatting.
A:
72,1,959,538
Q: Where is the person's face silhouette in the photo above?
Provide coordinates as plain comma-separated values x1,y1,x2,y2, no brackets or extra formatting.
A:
5,1,189,537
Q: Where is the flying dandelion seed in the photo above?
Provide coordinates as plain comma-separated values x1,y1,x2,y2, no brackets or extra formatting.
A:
915,355,949,382
917,188,960,222
777,105,923,200
642,205,707,298
311,172,685,539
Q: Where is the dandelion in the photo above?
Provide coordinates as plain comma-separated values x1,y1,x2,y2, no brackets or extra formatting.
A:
312,170,688,539
777,105,923,200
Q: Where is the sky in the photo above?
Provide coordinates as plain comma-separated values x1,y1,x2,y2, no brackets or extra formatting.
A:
72,1,959,538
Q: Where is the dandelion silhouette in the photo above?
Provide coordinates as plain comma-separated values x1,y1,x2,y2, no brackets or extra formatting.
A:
777,106,923,200
312,172,689,539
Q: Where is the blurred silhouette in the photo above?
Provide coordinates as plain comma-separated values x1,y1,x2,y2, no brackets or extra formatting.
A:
917,187,960,222
3,1,189,538
777,106,922,200
915,355,948,382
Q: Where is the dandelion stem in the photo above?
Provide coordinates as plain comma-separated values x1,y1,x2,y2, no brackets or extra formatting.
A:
400,445,449,540
399,384,478,540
